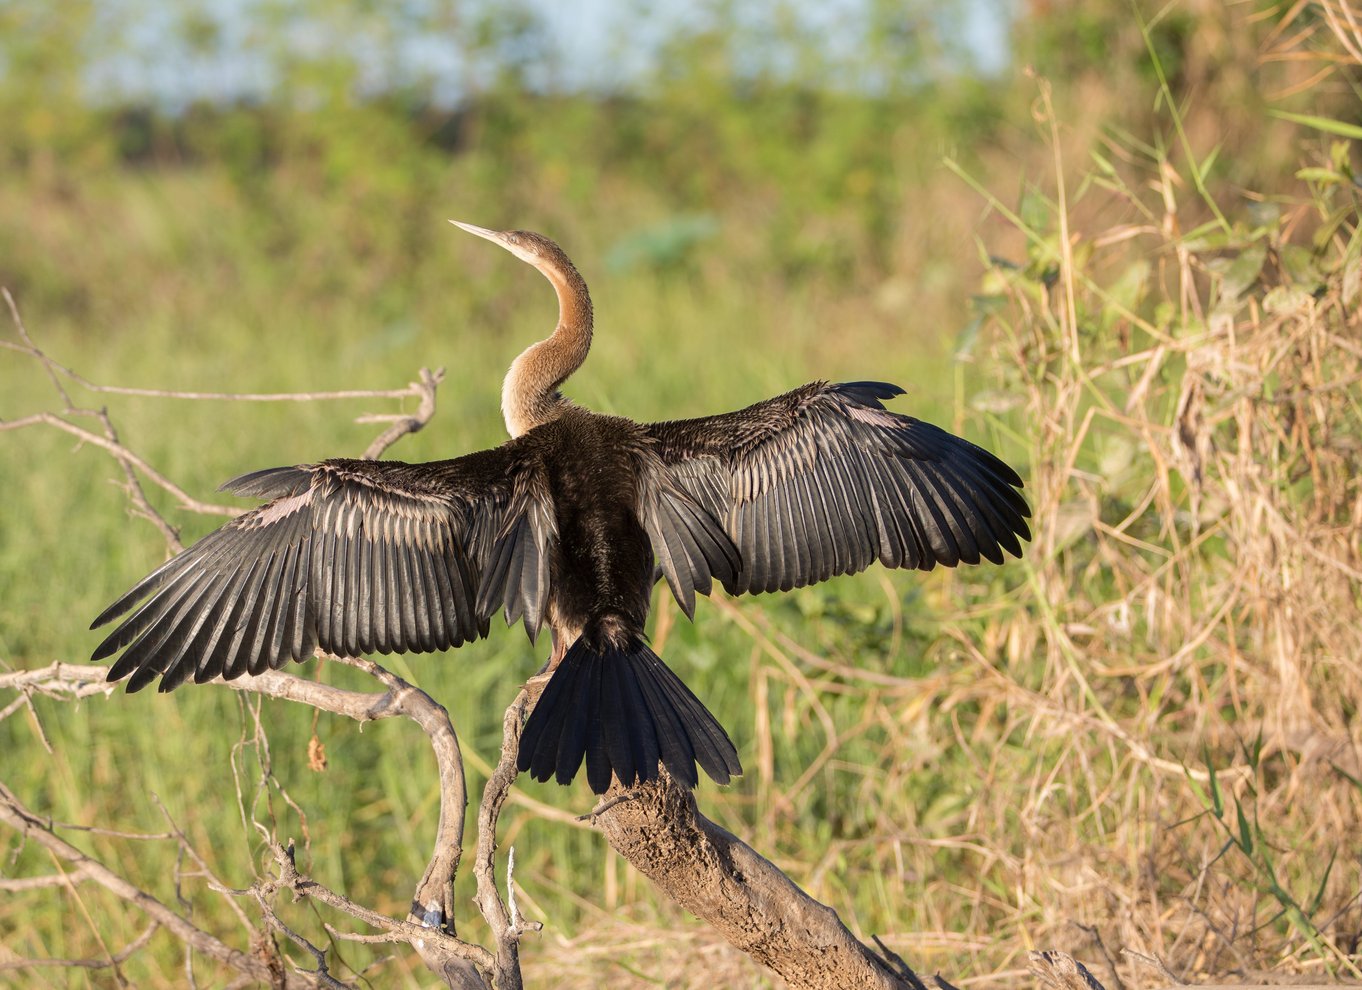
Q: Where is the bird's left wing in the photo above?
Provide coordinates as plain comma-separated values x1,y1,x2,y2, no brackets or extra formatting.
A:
91,450,518,692
640,381,1030,616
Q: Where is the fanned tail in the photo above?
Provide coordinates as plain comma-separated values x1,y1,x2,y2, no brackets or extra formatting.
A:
517,635,742,793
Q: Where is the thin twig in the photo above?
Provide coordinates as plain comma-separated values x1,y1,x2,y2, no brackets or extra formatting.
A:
577,789,641,822
472,688,537,990
0,863,95,892
0,412,238,518
0,922,159,973
244,836,494,973
0,780,287,985
1122,948,1188,986
249,860,352,990
362,367,446,459
152,795,257,936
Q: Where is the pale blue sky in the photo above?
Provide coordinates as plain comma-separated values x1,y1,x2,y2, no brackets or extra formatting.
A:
81,0,1014,110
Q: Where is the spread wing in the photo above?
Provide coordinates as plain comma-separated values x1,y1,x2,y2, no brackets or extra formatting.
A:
641,381,1030,616
91,450,520,692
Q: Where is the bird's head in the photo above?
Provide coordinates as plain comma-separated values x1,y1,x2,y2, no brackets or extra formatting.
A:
450,221,563,269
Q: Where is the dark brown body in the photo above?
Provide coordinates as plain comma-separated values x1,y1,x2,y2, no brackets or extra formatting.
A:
542,415,653,644
92,225,1031,794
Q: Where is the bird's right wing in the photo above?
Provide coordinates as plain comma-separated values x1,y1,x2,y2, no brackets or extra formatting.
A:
91,449,524,693
641,381,1030,617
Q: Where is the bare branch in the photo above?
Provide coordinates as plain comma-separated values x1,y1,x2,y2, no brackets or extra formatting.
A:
590,773,915,990
95,404,186,550
0,411,238,518
471,688,540,990
0,779,296,986
152,794,257,937
361,366,446,459
2,659,499,987
0,863,96,892
242,837,494,975
2,290,435,405
249,893,351,989
2,293,451,553
0,662,120,699
4,288,74,408
0,922,159,973
317,655,469,928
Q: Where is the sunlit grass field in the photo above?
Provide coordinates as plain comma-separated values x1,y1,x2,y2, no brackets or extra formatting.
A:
5,10,1362,986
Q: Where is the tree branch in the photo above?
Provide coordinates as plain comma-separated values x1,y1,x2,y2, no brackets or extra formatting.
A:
589,774,915,990
0,923,159,974
1,658,507,988
360,366,446,459
471,687,546,990
0,780,299,986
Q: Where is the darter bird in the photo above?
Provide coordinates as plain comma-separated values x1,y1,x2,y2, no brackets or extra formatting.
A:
92,223,1031,794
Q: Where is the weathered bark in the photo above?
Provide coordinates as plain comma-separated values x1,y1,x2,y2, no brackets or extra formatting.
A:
591,776,911,990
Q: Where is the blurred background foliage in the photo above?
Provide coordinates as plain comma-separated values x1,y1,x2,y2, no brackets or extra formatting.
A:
4,0,1362,987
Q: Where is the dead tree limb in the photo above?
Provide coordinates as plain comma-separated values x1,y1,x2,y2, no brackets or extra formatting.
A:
0,659,510,988
588,775,914,990
0,780,302,986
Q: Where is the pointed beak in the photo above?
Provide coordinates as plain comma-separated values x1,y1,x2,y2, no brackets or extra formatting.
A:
450,219,506,245
450,219,538,267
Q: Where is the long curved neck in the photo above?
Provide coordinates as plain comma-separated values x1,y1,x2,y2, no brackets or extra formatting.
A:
502,255,593,437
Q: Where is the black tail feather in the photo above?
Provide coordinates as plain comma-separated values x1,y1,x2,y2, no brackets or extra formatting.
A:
518,636,741,793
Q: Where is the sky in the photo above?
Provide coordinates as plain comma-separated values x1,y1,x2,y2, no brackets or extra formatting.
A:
79,0,1015,110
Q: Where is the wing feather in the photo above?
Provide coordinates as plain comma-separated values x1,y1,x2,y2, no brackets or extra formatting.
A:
643,381,1029,608
93,452,518,691
249,549,292,675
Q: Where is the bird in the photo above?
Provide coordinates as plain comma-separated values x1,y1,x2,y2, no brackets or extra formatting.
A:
91,222,1031,795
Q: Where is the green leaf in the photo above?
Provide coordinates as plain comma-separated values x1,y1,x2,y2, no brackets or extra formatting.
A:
1247,729,1265,771
1197,142,1223,182
1268,108,1362,140
1018,186,1051,236
1110,259,1150,311
1247,201,1282,231
1183,772,1210,811
1295,167,1343,185
1181,219,1238,253
1280,244,1323,290
1202,746,1223,817
1221,243,1267,300
1332,761,1362,795
1235,800,1254,855
1263,286,1312,315
1089,148,1116,176
1308,847,1338,914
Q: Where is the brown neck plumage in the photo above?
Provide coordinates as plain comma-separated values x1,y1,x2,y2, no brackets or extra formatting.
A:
502,249,593,437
